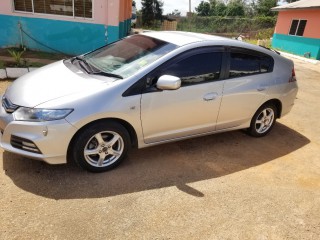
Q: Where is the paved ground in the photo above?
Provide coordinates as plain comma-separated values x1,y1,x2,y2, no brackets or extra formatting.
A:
0,58,319,239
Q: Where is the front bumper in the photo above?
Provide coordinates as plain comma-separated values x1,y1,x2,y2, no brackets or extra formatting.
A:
0,105,78,164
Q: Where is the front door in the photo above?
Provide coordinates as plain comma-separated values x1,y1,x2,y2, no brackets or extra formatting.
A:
141,49,225,144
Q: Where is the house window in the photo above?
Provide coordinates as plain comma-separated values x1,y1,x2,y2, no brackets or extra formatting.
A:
289,19,307,36
13,0,92,18
75,0,92,18
33,0,73,16
14,0,33,12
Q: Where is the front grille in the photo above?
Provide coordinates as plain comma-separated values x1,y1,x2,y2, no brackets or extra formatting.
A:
2,96,19,113
10,135,42,154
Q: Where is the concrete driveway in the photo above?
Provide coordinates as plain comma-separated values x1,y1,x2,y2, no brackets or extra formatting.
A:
0,58,319,239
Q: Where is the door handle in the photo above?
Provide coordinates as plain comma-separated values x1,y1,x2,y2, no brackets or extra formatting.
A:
203,92,218,101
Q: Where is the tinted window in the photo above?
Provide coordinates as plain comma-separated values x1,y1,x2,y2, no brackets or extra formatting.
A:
161,52,222,86
229,51,274,78
230,52,260,78
261,56,273,73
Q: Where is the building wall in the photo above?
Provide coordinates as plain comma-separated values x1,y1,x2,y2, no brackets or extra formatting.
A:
274,10,320,38
0,0,132,55
272,9,320,60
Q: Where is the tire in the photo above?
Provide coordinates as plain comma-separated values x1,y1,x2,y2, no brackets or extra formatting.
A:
248,103,277,137
72,121,130,172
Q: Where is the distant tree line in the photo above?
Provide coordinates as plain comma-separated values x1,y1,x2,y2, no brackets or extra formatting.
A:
138,0,299,33
195,0,299,17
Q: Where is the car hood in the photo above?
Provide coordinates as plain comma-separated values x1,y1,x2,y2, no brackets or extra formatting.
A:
5,61,111,107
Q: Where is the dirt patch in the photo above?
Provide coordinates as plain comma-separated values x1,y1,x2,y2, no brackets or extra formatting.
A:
0,59,319,239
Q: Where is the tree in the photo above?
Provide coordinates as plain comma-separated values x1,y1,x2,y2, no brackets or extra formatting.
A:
256,0,277,16
215,1,227,16
141,0,163,26
226,0,245,17
170,9,181,17
132,0,136,7
209,0,217,15
195,1,211,16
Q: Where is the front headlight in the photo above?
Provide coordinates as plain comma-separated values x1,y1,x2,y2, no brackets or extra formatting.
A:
13,107,73,122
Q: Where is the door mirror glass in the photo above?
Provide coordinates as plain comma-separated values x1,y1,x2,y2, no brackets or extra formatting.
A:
156,75,181,90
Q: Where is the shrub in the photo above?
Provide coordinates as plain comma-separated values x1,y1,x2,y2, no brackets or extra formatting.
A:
7,49,25,67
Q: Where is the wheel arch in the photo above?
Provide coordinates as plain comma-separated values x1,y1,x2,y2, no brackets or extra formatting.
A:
262,99,282,118
67,118,138,162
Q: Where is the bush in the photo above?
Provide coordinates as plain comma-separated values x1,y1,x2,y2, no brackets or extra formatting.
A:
177,16,276,35
255,28,274,40
7,48,25,67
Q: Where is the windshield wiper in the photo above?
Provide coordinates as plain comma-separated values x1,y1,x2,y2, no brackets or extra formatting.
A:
90,71,123,79
72,56,123,79
72,56,94,73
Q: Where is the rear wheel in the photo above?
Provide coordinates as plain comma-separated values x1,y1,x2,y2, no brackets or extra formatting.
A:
72,121,130,172
248,103,277,137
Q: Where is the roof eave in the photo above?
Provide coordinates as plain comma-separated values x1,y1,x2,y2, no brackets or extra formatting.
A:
272,6,320,11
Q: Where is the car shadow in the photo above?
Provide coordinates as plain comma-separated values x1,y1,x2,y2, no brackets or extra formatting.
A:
2,123,310,199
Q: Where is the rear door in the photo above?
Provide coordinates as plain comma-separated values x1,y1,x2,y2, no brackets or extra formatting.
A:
216,47,274,130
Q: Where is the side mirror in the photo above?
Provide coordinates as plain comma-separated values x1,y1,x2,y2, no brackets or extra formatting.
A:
156,75,181,90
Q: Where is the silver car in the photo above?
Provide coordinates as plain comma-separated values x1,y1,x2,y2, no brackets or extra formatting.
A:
0,31,298,172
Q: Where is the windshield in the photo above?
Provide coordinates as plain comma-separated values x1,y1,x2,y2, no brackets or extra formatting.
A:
83,35,177,79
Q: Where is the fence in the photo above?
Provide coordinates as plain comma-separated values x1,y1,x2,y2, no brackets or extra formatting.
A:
161,20,177,31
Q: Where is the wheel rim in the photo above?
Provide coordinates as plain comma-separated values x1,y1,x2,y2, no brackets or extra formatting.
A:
84,131,124,168
255,107,275,134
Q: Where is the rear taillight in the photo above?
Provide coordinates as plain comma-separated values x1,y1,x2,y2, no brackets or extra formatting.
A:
289,68,297,82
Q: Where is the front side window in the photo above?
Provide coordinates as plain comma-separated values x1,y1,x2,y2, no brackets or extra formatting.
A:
289,19,307,36
13,0,92,18
160,52,222,86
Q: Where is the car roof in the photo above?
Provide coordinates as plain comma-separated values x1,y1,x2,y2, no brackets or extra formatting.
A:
141,31,228,46
141,31,281,58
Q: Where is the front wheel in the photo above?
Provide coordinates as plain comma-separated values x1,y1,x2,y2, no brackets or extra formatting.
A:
71,121,130,172
248,103,277,137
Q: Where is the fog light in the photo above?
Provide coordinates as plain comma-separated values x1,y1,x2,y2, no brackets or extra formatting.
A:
10,135,41,154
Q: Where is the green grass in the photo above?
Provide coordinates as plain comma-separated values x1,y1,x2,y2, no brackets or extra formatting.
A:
244,39,272,48
0,60,4,69
244,39,258,45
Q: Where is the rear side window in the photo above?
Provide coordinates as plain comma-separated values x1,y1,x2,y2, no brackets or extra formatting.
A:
260,56,273,73
161,52,222,86
229,51,273,78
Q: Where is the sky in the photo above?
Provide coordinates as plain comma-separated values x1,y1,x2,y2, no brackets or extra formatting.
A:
135,0,288,16
135,0,205,15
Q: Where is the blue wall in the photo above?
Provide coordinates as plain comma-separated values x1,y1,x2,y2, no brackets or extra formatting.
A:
272,33,320,60
0,14,128,56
